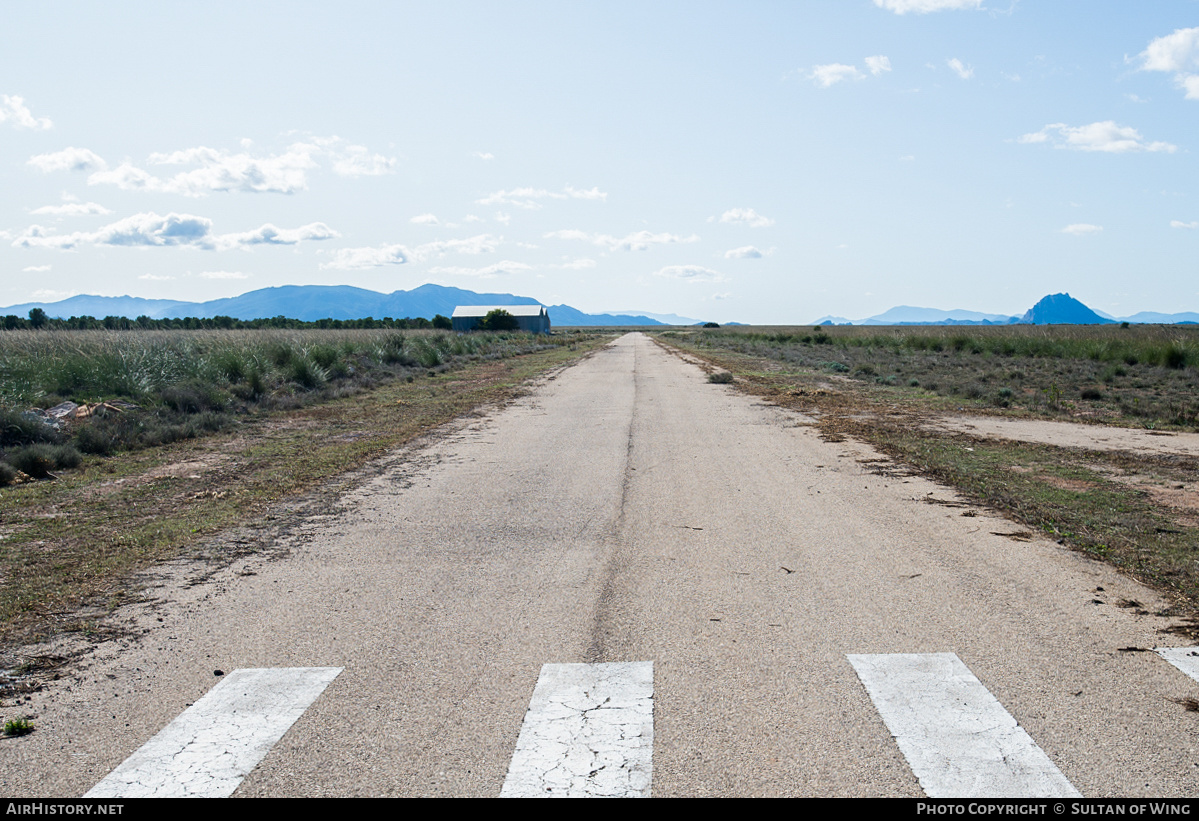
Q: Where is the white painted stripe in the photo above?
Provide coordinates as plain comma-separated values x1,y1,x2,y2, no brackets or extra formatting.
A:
848,653,1080,798
1156,646,1199,684
84,667,342,798
500,661,653,798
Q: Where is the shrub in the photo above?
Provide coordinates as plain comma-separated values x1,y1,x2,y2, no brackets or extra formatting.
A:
708,371,734,384
6,444,81,478
160,380,226,414
74,423,118,455
0,461,17,486
0,409,62,447
308,344,341,370
478,309,519,332
287,356,325,389
213,351,248,383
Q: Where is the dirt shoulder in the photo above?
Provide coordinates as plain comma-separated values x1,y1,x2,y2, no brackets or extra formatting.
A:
0,338,608,691
653,333,1199,633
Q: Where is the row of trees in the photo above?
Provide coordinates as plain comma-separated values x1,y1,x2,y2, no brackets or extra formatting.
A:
5,308,455,332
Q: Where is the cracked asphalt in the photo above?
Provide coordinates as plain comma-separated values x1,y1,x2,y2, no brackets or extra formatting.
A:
2,332,1198,797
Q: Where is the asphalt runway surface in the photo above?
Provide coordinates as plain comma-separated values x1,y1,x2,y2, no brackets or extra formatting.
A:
3,332,1197,797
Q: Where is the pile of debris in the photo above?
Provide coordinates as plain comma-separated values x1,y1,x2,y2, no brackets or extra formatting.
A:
28,400,139,428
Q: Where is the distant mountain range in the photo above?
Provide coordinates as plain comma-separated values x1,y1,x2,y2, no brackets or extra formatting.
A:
813,293,1199,326
0,284,674,327
4,287,1195,327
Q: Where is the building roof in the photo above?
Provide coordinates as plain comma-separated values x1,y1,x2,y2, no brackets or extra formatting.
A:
451,304,546,318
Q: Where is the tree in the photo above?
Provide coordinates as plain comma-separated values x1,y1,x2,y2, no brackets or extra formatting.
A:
432,314,452,330
478,309,518,331
28,307,47,329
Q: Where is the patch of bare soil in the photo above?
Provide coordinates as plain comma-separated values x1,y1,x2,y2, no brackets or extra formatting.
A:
927,415,1199,458
1095,471,1199,528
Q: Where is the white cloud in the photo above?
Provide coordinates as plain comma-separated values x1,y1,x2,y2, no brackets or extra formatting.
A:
199,271,249,279
30,201,112,216
1,95,52,129
1018,121,1176,153
1061,223,1103,235
543,229,699,251
553,258,597,270
22,265,52,273
31,289,76,301
93,144,319,196
724,245,764,259
476,186,607,209
565,186,607,201
1139,27,1199,74
1139,28,1199,101
13,212,337,251
809,63,864,87
865,55,892,76
429,260,532,278
138,273,174,280
85,138,396,196
1170,220,1199,229
213,222,338,250
410,213,440,225
321,244,410,270
329,143,397,177
1179,73,1199,101
473,151,495,160
14,212,215,249
873,0,982,13
947,58,974,79
718,208,775,228
411,234,501,259
27,147,108,173
654,265,726,283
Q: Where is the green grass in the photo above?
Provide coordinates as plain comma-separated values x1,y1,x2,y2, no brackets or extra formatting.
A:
4,717,32,737
664,324,1199,430
0,328,586,481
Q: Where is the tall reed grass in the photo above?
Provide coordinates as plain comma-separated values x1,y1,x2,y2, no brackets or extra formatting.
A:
0,329,575,472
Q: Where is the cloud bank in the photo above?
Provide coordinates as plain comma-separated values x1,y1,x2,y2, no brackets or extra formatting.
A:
544,229,699,251
1018,121,1176,153
1060,223,1103,236
1139,27,1199,100
13,212,338,251
476,186,607,209
1,95,52,129
873,0,982,13
27,147,107,173
718,208,775,228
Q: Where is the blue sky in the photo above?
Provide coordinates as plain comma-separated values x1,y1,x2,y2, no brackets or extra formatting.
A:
2,0,1197,323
